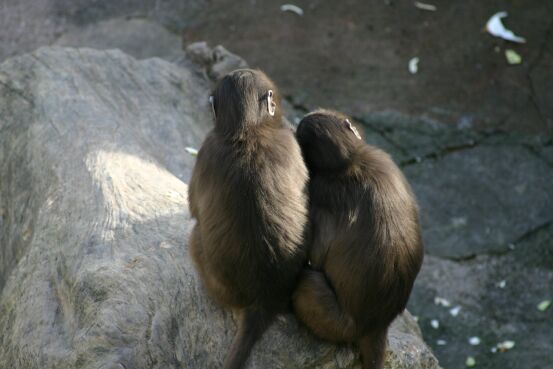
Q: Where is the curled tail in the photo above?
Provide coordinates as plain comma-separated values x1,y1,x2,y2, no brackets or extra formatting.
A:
359,330,387,369
292,269,356,342
293,269,388,369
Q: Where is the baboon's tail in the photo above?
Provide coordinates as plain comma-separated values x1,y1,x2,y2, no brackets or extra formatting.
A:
358,329,387,369
221,308,273,369
292,269,356,342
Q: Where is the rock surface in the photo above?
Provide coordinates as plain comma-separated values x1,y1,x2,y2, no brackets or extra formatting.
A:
54,17,182,61
0,0,206,62
184,42,248,81
0,47,439,369
405,144,553,258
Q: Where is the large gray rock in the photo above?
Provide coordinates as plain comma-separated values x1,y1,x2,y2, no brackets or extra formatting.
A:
404,144,553,258
0,0,206,62
54,17,182,60
0,47,439,369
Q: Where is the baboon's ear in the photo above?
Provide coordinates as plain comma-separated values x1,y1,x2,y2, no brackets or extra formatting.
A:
344,119,362,140
267,90,276,116
209,95,215,117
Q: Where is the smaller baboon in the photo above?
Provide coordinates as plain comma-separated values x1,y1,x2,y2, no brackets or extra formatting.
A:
293,110,424,369
188,69,309,369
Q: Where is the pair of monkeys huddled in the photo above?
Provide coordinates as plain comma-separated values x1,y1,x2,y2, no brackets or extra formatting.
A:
188,69,423,369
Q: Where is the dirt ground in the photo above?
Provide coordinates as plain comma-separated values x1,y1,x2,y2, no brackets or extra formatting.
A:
183,0,553,134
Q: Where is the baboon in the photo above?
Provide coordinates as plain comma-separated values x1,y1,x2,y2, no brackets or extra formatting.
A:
293,110,423,369
188,69,309,369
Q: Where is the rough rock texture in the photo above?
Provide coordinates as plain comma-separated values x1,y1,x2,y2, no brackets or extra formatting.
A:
184,42,248,81
54,17,182,60
405,144,553,258
0,0,206,62
0,47,440,369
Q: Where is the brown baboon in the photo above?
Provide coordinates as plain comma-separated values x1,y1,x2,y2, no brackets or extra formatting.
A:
293,110,423,369
188,69,309,369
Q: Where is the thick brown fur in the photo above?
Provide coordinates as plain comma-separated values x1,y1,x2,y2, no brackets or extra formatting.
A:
292,110,424,369
188,69,309,369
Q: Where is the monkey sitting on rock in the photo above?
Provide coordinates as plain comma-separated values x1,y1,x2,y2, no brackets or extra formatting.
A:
188,69,309,369
292,110,424,369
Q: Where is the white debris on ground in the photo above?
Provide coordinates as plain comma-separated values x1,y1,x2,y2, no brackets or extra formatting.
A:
465,356,476,367
185,147,199,156
414,2,437,11
430,319,440,329
505,49,522,64
537,300,551,311
491,340,516,353
408,57,419,74
469,336,481,346
434,297,452,307
449,306,462,317
486,12,526,43
280,4,304,16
